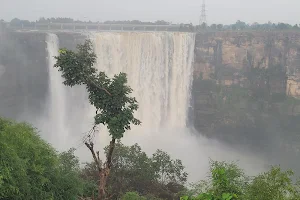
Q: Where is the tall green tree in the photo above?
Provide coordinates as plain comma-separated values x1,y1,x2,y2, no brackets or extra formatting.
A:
54,40,141,199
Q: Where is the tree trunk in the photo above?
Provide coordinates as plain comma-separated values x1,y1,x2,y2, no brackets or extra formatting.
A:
85,137,116,200
97,138,116,200
98,167,110,199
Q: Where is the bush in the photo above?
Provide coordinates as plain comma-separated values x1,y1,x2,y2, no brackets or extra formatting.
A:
121,192,146,200
0,118,85,200
181,160,300,200
245,166,300,200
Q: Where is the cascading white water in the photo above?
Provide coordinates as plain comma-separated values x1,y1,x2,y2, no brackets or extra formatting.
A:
40,32,266,182
90,32,266,182
92,32,195,129
45,33,69,149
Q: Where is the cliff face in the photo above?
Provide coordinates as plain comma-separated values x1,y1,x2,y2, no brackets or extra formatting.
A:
0,29,85,120
194,31,300,97
0,31,48,119
192,31,300,167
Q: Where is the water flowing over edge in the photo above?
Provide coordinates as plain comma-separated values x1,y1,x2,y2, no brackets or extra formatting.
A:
90,32,195,130
41,32,267,182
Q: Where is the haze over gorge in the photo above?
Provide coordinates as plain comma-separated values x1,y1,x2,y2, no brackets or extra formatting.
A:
1,24,300,181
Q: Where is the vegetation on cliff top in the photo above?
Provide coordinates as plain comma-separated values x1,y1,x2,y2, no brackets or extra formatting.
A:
4,17,300,31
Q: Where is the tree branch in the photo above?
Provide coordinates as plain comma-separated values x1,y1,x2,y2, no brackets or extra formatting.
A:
88,77,111,96
83,73,112,96
96,151,100,163
105,138,116,169
85,142,102,172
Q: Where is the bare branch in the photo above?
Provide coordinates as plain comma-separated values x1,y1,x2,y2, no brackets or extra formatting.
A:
85,142,102,173
96,151,101,166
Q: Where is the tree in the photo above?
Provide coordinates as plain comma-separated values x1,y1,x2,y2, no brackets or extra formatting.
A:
235,20,247,30
201,22,207,29
181,161,300,200
210,24,217,30
217,24,223,30
0,118,58,199
277,23,290,30
152,149,188,185
80,161,99,199
293,24,299,29
181,160,245,200
0,117,84,200
55,148,85,200
105,142,156,198
54,40,141,199
245,166,300,200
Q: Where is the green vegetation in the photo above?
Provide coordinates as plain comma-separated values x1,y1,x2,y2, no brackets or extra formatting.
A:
5,17,300,32
206,20,300,31
1,35,300,200
181,161,300,200
0,117,186,199
0,118,84,200
1,117,300,199
81,142,187,199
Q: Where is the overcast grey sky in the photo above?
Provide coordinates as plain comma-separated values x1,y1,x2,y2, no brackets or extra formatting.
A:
0,0,299,25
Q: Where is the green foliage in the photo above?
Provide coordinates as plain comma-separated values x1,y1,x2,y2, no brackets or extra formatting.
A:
121,192,164,200
121,192,146,200
0,118,57,199
0,117,86,200
82,142,187,199
105,142,156,198
182,161,300,200
80,161,99,197
245,166,300,200
54,40,141,139
54,148,84,200
209,160,247,197
181,161,243,200
152,149,188,184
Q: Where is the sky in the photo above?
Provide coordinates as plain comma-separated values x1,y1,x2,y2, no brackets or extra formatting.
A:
0,0,299,25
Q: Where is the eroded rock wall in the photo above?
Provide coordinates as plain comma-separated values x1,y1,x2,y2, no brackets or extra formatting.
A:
192,31,300,167
194,31,300,97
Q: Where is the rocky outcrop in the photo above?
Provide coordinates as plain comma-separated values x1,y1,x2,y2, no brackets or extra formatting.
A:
194,31,300,98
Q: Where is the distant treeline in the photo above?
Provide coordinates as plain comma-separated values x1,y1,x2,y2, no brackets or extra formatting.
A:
7,17,173,26
206,20,300,31
2,17,300,31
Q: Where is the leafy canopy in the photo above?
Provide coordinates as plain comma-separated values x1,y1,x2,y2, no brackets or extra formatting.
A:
54,40,141,139
0,118,85,200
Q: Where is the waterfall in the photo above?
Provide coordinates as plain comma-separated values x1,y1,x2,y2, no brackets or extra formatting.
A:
45,33,69,149
39,31,265,182
92,32,195,129
90,32,266,182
